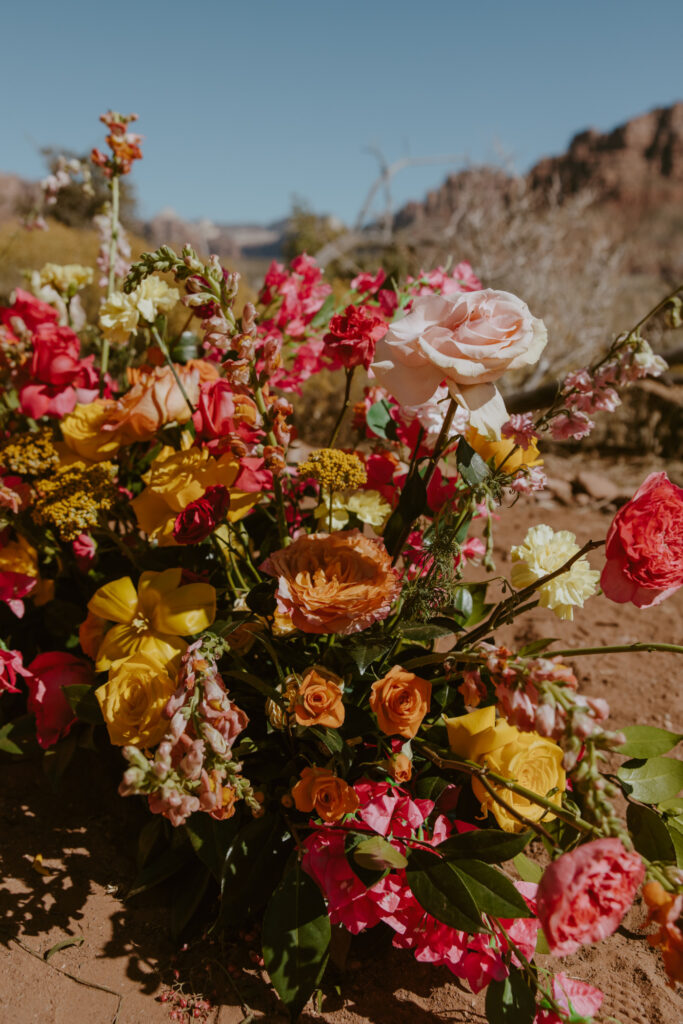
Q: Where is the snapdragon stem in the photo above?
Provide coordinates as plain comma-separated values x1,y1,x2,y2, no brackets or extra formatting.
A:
328,366,356,447
100,174,120,387
252,381,289,547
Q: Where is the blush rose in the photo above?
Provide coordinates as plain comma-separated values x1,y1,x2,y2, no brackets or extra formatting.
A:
601,471,683,607
537,838,644,956
372,289,547,437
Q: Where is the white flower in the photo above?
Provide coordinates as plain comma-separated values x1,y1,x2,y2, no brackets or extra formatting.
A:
510,524,599,621
345,489,392,528
99,290,140,344
135,277,180,322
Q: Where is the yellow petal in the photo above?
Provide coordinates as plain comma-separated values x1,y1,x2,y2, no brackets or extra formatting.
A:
443,706,517,761
95,623,186,672
150,583,217,636
137,568,183,618
88,576,138,624
227,489,261,523
132,489,172,534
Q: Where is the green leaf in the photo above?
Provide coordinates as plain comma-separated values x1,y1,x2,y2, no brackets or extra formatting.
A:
169,331,200,363
309,293,336,329
44,935,84,961
221,812,292,921
0,722,23,756
128,844,192,898
667,822,683,867
626,803,676,862
307,725,344,755
453,583,491,628
452,860,534,919
400,622,455,643
171,864,211,938
456,437,491,487
518,638,558,658
406,849,483,932
617,726,683,760
365,400,398,441
513,852,544,884
262,864,331,1019
184,814,241,881
485,969,537,1024
617,758,683,804
62,685,103,725
437,829,533,864
383,470,429,556
245,579,278,616
353,836,408,873
453,588,473,620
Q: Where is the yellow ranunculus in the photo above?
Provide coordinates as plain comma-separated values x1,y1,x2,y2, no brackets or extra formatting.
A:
466,426,543,474
96,653,176,747
60,400,124,462
132,445,259,546
86,567,216,671
445,706,565,833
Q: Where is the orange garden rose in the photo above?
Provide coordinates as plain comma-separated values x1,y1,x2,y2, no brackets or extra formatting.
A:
293,666,345,728
292,766,359,822
370,665,432,738
386,751,413,782
104,365,201,442
262,529,400,634
132,445,260,546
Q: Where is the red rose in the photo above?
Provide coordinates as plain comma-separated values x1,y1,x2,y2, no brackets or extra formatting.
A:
193,379,236,439
173,485,231,544
324,305,389,370
601,471,683,607
26,651,94,748
536,838,644,956
0,288,59,333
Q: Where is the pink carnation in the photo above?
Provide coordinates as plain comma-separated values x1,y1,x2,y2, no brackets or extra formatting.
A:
549,411,594,441
501,412,537,447
537,838,644,956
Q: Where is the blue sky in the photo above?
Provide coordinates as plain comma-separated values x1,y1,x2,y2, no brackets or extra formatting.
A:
1,0,682,225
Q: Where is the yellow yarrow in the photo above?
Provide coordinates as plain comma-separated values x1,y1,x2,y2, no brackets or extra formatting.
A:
298,449,367,492
510,524,600,621
32,461,118,541
0,429,59,476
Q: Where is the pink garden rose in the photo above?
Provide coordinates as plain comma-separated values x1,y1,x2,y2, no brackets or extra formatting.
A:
26,651,94,748
601,471,683,608
536,838,644,956
372,289,547,437
0,648,31,694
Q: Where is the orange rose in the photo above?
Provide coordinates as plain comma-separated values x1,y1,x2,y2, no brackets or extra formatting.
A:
293,666,345,728
370,665,432,739
262,529,401,635
292,766,359,822
106,365,201,442
386,751,413,782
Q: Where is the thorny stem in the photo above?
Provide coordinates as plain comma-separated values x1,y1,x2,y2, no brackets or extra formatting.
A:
328,366,356,447
475,772,561,849
150,325,196,417
100,174,120,386
418,744,602,836
454,539,605,650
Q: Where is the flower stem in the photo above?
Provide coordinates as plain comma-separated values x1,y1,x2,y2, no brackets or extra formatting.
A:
251,381,289,547
328,366,356,447
100,174,120,386
150,325,196,417
549,642,683,658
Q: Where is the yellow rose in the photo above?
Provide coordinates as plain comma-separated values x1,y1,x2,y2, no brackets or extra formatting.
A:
132,445,259,546
466,426,543,474
60,400,124,462
445,706,565,833
86,567,216,671
96,653,176,747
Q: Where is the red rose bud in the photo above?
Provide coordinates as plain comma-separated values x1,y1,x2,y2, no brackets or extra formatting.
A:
324,305,388,370
173,485,231,545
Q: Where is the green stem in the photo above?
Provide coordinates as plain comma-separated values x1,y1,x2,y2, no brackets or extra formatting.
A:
252,381,289,547
549,642,683,658
328,366,356,447
100,175,120,386
150,325,195,417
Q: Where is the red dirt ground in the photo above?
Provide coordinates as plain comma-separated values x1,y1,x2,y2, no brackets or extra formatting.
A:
1,453,682,1024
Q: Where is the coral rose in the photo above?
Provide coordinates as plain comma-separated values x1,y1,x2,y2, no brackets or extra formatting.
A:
601,471,683,607
537,838,645,955
370,665,431,739
104,365,200,442
292,766,359,822
372,289,547,437
96,653,176,747
293,666,345,728
261,529,400,634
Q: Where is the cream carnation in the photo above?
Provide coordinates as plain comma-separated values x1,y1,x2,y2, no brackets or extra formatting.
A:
39,263,93,292
135,277,180,322
99,290,139,344
511,524,599,620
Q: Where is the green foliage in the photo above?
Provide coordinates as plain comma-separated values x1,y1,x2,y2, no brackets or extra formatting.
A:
617,757,683,804
626,803,676,862
617,725,683,759
261,864,331,1019
485,970,537,1024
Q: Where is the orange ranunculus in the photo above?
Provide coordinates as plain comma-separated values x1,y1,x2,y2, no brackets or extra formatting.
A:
132,445,260,546
292,766,359,822
466,426,543,473
262,529,401,635
105,365,201,442
86,567,216,671
60,399,124,461
370,665,432,739
293,666,345,728
642,881,683,986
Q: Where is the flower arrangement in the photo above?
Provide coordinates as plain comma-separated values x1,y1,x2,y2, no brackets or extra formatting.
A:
1,110,682,1023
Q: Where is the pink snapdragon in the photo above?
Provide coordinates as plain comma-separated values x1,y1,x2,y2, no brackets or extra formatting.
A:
351,269,386,295
502,412,538,448
549,411,594,441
